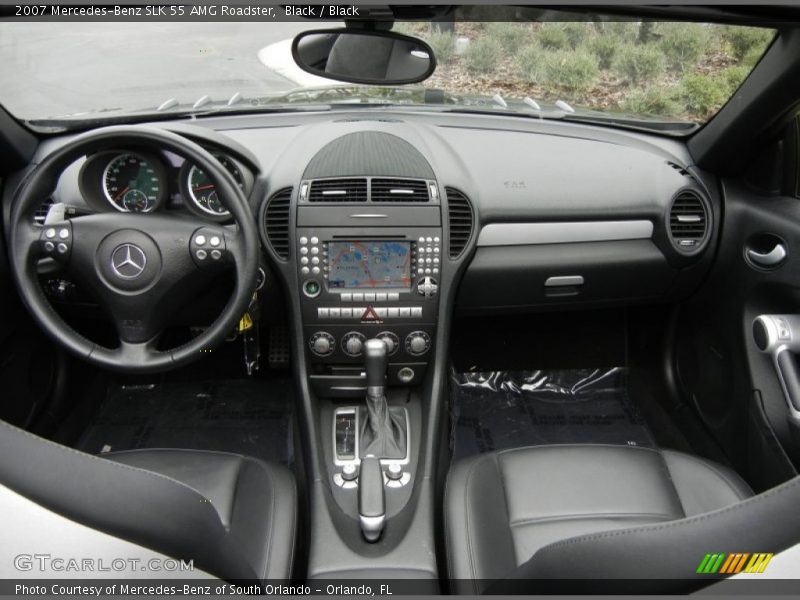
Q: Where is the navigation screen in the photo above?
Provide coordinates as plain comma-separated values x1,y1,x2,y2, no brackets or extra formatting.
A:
327,241,412,289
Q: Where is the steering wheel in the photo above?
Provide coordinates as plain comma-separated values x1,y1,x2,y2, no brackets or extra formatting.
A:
8,126,260,373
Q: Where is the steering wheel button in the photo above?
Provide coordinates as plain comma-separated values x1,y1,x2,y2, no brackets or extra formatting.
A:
209,236,221,247
44,241,54,252
57,243,68,254
196,249,208,260
59,228,69,239
45,228,56,239
210,250,222,260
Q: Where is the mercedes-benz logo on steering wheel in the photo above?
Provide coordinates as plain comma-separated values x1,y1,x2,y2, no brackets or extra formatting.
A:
110,243,147,279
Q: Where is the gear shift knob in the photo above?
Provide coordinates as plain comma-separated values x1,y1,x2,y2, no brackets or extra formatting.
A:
364,338,388,392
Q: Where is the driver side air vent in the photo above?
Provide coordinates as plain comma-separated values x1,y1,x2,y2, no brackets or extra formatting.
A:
308,178,367,202
264,188,292,260
34,197,54,225
669,190,709,252
446,188,474,259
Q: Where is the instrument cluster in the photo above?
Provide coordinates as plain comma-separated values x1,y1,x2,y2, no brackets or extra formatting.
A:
78,147,253,221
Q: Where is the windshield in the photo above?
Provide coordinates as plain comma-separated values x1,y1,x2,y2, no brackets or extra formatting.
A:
0,19,775,132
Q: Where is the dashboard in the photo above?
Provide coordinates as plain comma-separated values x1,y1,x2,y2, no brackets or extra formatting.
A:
7,110,718,375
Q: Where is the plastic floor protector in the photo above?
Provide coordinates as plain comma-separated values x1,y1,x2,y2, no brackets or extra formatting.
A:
450,368,656,462
76,378,294,466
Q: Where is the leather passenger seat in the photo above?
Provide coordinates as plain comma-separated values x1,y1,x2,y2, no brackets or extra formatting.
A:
445,444,800,593
0,420,296,582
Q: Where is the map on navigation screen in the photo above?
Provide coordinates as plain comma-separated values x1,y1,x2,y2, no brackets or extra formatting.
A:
327,241,412,289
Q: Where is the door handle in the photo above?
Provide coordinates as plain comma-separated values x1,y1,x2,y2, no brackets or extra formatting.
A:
747,244,787,268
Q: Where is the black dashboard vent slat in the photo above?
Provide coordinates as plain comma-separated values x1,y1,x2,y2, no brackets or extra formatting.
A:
264,188,292,260
446,188,474,259
308,178,367,202
34,197,54,225
371,178,430,203
669,190,708,252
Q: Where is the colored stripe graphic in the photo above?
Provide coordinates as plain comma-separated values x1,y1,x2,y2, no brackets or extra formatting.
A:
744,553,774,573
697,552,773,574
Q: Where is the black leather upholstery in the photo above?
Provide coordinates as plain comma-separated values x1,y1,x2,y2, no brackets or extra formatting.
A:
445,444,757,593
0,420,296,581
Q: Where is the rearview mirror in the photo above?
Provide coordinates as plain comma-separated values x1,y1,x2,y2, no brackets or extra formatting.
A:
292,29,436,85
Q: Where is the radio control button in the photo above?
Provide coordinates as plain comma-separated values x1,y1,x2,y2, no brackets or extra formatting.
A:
434,247,440,253
433,268,440,274
300,257,309,265
433,257,440,264
375,308,388,318
310,247,319,255
388,307,400,318
418,236,425,243
364,293,375,302
388,293,400,301
300,247,309,255
310,236,319,245
299,236,308,245
312,266,320,274
352,293,364,302
375,293,387,302
318,308,329,319
329,308,340,318
341,293,352,302
425,268,432,274
340,308,353,318
434,236,440,243
301,266,310,275
399,307,411,318
311,256,320,265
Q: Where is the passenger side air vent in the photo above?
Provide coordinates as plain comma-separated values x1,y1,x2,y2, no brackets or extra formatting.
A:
446,188,474,259
308,178,367,202
371,178,430,203
669,190,709,252
264,188,292,260
34,197,54,225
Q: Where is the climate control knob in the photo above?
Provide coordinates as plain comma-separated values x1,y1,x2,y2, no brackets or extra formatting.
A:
406,331,431,356
376,332,400,356
342,331,366,357
309,332,335,357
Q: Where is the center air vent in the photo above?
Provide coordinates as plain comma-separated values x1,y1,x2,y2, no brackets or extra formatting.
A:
371,178,430,202
308,178,367,202
446,188,474,259
264,188,292,260
669,190,709,252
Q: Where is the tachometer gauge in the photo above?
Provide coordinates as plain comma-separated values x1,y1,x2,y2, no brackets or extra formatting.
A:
186,154,244,216
102,153,162,213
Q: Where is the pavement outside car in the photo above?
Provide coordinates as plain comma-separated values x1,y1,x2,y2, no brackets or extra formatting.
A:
0,22,324,120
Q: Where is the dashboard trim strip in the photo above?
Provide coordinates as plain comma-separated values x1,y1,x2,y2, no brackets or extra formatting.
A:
477,220,654,247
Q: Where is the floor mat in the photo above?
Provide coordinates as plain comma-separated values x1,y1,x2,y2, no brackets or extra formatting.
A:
450,368,656,462
76,379,293,466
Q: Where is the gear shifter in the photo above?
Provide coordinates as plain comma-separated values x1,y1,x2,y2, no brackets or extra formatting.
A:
360,338,407,460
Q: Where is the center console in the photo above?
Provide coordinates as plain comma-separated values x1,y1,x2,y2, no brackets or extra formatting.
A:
297,217,442,397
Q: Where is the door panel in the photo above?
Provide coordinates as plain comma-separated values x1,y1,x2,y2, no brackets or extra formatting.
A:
675,176,800,490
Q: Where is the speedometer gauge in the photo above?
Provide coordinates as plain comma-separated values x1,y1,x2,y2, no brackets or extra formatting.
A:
102,153,162,213
186,154,244,216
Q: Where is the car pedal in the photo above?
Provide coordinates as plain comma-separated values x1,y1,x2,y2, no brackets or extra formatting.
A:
268,325,291,369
